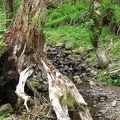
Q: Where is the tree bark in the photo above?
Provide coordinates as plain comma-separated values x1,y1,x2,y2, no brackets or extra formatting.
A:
2,0,93,119
90,0,109,69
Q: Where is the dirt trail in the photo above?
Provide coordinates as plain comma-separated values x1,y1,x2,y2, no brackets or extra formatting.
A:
47,44,120,120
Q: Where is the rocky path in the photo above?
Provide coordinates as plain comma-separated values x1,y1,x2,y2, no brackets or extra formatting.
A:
47,44,120,120
1,44,120,120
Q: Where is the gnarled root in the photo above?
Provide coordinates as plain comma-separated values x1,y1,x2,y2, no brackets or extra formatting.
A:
15,67,33,112
41,58,93,120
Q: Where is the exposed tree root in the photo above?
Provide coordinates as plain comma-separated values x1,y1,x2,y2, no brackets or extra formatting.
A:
41,58,93,120
15,67,33,112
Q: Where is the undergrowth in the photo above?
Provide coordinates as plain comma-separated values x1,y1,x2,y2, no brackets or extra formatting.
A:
45,2,120,86
104,75,120,86
0,1,120,86
45,2,89,27
0,1,6,34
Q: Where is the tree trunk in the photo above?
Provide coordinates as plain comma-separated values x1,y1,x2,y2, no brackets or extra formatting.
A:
90,0,109,69
3,0,14,27
2,0,93,119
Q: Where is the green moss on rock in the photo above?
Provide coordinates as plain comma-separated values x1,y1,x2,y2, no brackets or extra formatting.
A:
29,77,41,90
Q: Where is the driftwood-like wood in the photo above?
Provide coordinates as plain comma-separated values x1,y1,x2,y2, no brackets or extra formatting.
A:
15,67,33,112
41,58,93,120
2,0,93,119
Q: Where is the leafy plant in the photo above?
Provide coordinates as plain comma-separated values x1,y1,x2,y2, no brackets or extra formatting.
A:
102,0,113,12
113,6,120,25
104,75,120,86
22,110,28,115
45,2,89,27
0,112,11,120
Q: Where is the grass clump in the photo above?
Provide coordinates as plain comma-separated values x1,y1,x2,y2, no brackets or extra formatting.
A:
45,3,89,27
0,4,6,33
113,6,120,25
45,25,92,50
102,26,113,43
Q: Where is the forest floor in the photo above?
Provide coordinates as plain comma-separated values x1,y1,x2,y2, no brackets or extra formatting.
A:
1,44,120,120
46,44,120,120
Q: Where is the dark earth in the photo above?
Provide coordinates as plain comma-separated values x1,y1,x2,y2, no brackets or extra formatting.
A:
46,44,120,120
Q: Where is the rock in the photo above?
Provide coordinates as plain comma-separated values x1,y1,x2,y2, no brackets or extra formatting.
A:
86,68,91,72
73,75,82,84
90,70,97,76
98,109,107,114
98,93,108,102
64,65,69,71
89,81,95,86
87,48,94,53
82,73,86,76
0,103,13,116
81,64,86,70
73,75,79,80
77,79,83,84
77,47,84,54
56,42,63,47
111,100,117,107
41,84,48,92
65,43,73,50
72,47,84,55
63,50,72,55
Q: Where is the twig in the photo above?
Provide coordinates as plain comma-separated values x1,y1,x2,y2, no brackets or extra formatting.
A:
42,96,50,103
109,69,120,74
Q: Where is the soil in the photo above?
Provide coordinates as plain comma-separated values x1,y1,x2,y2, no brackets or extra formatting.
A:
46,44,120,120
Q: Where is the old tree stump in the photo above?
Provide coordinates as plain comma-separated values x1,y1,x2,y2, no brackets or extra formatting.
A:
0,0,93,119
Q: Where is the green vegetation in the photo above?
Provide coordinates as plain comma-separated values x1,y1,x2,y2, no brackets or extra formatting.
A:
0,0,120,86
0,40,7,50
45,1,120,86
113,6,120,25
45,25,92,49
29,77,41,90
104,75,120,86
0,1,6,34
66,91,74,107
0,112,11,120
45,3,89,28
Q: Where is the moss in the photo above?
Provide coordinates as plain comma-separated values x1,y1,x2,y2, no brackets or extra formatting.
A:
29,77,41,90
66,91,75,107
55,93,64,107
0,40,7,51
30,15,42,31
